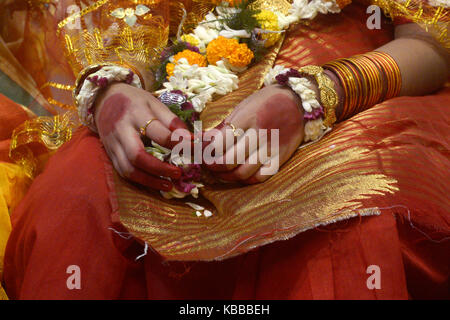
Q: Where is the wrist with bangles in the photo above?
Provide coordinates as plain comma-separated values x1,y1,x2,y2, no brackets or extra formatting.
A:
266,51,402,145
73,64,144,131
264,65,339,142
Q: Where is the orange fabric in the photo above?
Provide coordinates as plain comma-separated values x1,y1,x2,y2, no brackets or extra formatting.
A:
0,94,34,300
2,3,449,299
109,2,395,262
3,88,450,299
0,94,31,142
0,94,33,163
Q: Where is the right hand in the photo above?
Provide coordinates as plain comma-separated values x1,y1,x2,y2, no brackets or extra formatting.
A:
94,82,191,191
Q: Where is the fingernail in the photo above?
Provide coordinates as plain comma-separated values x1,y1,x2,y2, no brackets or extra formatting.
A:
171,168,182,179
169,118,188,131
162,182,172,191
244,176,259,185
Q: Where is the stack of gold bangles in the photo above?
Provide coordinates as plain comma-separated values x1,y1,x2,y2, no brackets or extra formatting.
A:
323,51,402,121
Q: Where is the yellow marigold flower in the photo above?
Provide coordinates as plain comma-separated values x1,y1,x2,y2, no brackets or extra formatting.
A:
166,49,207,78
254,10,281,47
228,43,254,68
180,34,200,47
166,63,176,78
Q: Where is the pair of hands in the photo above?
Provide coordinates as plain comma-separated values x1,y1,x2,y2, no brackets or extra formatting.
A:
94,82,305,191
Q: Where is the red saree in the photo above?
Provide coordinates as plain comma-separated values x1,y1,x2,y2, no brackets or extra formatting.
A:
2,2,450,299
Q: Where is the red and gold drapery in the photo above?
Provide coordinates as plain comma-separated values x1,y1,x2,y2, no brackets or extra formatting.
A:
0,0,448,262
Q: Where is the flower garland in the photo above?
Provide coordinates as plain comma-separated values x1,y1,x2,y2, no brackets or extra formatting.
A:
150,0,343,200
154,0,342,118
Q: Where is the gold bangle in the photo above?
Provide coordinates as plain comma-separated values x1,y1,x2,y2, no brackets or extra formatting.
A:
372,51,402,99
324,61,356,121
323,62,350,121
298,65,339,127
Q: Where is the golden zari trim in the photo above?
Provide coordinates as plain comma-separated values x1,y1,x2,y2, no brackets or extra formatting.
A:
298,65,339,127
40,82,75,91
372,0,449,50
170,1,215,35
57,0,111,34
10,111,78,178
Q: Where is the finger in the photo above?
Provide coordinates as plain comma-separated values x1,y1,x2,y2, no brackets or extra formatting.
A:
112,143,134,178
128,167,173,191
110,155,124,177
138,107,191,149
134,147,182,180
206,129,260,172
141,118,174,148
118,126,182,179
243,154,281,184
216,150,263,182
148,96,190,132
102,140,123,175
114,136,178,190
202,117,248,163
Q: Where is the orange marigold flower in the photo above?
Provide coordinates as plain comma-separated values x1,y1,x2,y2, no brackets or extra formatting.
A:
206,36,253,68
228,43,254,68
166,49,207,78
206,36,239,65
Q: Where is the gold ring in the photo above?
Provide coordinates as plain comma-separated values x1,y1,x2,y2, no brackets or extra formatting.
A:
140,119,156,136
225,122,241,137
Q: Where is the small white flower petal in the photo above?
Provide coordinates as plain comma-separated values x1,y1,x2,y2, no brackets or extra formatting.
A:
186,202,205,211
110,8,125,19
135,4,150,16
204,210,213,217
124,15,137,26
124,8,135,17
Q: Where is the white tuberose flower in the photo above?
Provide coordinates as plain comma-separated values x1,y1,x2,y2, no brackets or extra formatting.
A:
110,5,151,27
219,25,251,39
304,118,326,142
192,12,221,45
286,0,340,24
264,65,291,86
158,60,238,113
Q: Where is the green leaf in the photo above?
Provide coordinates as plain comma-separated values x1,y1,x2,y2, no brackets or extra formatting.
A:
167,104,195,124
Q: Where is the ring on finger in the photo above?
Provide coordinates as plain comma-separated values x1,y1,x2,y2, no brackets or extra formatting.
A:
140,118,156,136
225,121,241,137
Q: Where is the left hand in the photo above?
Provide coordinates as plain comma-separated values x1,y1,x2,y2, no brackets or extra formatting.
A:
203,84,304,184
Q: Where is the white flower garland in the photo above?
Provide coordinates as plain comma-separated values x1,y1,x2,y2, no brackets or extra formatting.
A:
264,66,327,142
157,59,239,112
75,0,343,202
76,65,141,130
159,0,342,114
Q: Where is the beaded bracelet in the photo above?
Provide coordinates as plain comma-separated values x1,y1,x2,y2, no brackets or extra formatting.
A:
73,64,143,130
